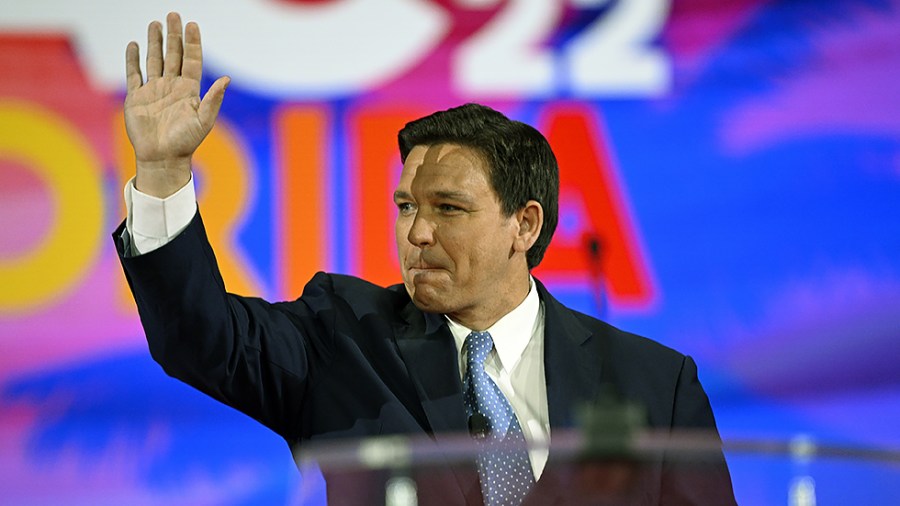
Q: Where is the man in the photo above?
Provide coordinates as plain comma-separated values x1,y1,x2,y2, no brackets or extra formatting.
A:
115,12,735,505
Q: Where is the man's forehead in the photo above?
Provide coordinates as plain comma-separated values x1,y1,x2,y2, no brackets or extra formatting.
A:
403,143,485,176
395,143,499,205
408,143,454,164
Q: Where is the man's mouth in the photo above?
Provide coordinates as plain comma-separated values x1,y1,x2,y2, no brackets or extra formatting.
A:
408,266,440,274
407,260,446,278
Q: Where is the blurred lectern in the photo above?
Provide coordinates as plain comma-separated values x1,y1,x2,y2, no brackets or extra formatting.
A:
295,394,737,505
297,429,736,505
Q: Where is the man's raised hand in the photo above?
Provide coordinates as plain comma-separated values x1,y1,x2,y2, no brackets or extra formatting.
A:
124,12,229,198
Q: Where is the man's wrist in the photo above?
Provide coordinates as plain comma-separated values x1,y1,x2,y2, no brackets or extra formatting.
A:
134,157,192,198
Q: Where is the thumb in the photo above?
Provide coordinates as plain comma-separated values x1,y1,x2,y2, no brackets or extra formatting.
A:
198,76,230,134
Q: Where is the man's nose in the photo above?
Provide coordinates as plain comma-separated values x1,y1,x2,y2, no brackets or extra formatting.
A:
407,212,435,247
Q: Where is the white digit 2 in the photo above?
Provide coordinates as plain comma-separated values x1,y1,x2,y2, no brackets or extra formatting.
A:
564,0,672,96
453,0,563,96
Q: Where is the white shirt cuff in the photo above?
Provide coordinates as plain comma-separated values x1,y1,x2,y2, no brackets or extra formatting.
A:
124,176,197,255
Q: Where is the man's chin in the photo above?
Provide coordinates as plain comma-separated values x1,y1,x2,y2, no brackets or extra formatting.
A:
409,283,451,314
410,297,443,314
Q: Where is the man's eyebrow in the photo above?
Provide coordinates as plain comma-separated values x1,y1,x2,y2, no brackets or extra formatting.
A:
431,190,475,203
393,190,413,201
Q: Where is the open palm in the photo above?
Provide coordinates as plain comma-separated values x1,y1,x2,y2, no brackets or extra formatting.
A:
124,13,228,196
126,73,209,162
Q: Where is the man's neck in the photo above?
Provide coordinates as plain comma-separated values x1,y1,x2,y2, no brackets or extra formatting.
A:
446,275,533,331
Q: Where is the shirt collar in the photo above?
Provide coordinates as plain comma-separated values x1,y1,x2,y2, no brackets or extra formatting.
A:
446,277,540,371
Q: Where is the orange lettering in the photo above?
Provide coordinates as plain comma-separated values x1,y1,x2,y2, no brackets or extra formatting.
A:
275,105,329,298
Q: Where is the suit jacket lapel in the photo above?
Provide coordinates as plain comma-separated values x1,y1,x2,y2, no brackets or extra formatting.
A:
394,301,482,503
536,280,603,432
394,302,467,433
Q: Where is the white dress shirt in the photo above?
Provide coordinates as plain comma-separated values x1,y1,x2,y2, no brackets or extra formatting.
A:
124,178,552,479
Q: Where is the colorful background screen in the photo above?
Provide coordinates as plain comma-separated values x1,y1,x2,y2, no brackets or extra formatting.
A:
2,1,899,504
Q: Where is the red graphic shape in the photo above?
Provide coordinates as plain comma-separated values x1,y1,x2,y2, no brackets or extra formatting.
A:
536,104,655,308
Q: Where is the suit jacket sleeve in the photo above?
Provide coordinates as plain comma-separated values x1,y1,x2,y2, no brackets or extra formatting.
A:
660,355,736,505
113,212,328,439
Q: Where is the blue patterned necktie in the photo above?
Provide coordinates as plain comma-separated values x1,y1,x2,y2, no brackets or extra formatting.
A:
463,331,535,506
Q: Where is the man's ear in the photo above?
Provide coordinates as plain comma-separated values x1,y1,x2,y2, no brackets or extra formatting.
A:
513,200,543,254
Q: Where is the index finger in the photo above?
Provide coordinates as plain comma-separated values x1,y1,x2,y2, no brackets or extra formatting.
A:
125,41,143,93
182,21,203,84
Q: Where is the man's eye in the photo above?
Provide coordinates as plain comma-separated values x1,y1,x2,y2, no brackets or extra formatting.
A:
397,202,415,213
439,204,461,213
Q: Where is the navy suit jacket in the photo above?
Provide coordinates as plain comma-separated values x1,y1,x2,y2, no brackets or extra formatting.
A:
115,214,735,505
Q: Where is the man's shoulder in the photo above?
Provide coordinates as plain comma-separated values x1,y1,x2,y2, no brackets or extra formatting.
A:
307,271,408,298
547,296,699,418
538,283,686,371
570,308,684,361
299,272,410,318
